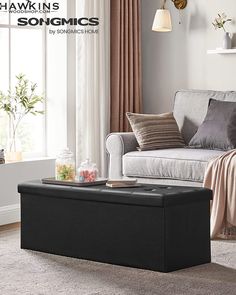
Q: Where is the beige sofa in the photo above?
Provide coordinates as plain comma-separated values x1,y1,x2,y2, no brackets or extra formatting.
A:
106,90,236,187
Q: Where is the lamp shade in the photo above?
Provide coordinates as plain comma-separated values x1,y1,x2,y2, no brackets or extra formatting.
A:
152,9,172,32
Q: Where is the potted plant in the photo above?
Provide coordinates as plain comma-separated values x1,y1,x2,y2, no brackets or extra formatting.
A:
0,74,44,162
212,13,232,49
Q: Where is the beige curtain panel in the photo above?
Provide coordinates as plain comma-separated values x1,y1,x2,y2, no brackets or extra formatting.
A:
110,0,142,132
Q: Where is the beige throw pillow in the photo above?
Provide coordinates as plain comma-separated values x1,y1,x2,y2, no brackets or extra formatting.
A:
126,112,185,151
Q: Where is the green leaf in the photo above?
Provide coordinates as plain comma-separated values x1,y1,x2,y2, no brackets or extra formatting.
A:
0,73,45,132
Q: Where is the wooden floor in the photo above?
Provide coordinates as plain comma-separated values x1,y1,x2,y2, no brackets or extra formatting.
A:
0,222,20,232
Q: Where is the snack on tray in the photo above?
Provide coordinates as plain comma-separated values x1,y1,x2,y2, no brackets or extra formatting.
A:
55,148,75,181
56,164,75,181
77,159,98,183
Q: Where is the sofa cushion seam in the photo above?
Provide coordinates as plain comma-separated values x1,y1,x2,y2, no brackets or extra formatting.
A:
123,173,203,182
123,155,211,163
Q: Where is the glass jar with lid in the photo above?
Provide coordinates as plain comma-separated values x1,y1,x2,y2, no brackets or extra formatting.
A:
55,148,75,181
77,159,98,183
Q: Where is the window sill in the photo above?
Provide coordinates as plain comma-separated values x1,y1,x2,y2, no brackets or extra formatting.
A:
1,157,55,166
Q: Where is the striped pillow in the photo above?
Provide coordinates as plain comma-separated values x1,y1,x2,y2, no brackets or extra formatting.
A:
126,112,185,151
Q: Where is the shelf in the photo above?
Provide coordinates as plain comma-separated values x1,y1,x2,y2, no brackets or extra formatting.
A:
207,48,236,55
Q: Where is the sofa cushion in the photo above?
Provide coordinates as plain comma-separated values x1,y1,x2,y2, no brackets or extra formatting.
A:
228,109,236,147
189,99,236,151
173,90,236,144
123,148,224,182
126,112,185,151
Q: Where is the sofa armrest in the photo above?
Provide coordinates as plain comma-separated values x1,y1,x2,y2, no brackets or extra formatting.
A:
106,132,138,179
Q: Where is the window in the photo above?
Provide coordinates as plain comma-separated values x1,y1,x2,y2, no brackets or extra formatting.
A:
0,2,46,158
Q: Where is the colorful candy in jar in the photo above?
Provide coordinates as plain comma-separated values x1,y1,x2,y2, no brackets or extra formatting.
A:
56,163,75,181
77,159,98,182
55,148,75,181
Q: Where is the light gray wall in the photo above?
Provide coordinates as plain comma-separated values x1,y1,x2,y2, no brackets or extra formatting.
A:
142,0,236,114
0,159,55,225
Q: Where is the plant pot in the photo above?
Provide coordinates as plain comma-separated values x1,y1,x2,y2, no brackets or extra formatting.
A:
222,32,232,49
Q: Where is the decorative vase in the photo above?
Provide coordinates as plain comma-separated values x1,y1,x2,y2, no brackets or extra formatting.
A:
5,117,22,162
5,136,22,162
222,32,232,49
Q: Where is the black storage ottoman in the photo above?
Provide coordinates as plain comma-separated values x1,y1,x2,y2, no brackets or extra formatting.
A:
18,181,212,272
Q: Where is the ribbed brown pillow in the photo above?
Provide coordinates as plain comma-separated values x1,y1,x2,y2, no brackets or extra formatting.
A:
126,112,185,151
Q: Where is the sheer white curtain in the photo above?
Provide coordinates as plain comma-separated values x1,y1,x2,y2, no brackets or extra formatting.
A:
76,0,110,176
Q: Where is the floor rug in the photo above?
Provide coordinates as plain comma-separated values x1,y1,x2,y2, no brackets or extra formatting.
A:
0,226,236,295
